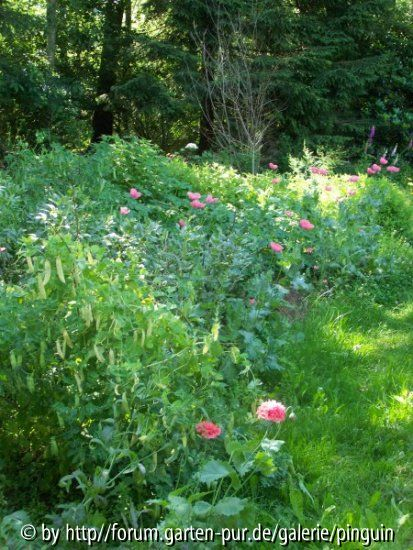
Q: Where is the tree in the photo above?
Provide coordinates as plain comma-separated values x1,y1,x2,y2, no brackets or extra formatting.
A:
91,0,126,142
0,0,412,160
143,0,241,153
193,7,273,172
197,9,216,153
46,0,57,71
125,0,132,32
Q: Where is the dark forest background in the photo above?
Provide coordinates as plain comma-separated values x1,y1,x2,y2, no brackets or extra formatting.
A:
1,0,412,168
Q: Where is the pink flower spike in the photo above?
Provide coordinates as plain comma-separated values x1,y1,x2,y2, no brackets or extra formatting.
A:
187,192,201,200
178,219,186,228
284,210,294,218
269,242,283,253
325,185,333,192
348,175,359,183
379,156,388,165
196,421,222,439
299,219,314,230
120,207,130,215
387,166,400,173
268,162,278,170
272,177,281,184
205,194,218,204
190,199,206,209
129,188,142,199
256,400,286,423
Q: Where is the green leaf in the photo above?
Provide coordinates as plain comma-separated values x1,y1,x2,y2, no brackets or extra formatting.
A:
368,491,381,508
298,474,315,506
364,508,378,529
229,470,242,490
254,451,275,476
289,487,305,523
196,460,232,485
193,501,213,516
167,496,191,517
188,491,212,503
214,497,246,517
261,439,285,453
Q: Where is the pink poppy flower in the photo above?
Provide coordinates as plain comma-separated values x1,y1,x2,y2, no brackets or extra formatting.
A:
205,194,218,204
310,166,328,176
284,210,294,218
379,156,388,165
187,192,201,200
348,175,359,182
178,219,186,228
272,178,281,184
299,219,314,230
371,164,381,172
387,166,400,173
268,162,278,170
256,400,286,423
325,185,333,192
367,167,376,175
196,421,222,439
129,188,142,199
120,207,130,215
190,200,206,209
269,242,283,253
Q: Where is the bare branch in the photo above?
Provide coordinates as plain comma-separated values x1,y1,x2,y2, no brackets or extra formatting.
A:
189,4,277,173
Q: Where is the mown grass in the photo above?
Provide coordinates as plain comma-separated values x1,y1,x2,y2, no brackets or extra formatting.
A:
278,291,413,548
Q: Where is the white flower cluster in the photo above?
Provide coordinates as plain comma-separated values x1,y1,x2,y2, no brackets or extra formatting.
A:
184,143,198,151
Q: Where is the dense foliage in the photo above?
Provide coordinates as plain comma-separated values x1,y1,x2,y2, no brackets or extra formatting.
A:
0,1,412,164
0,138,412,547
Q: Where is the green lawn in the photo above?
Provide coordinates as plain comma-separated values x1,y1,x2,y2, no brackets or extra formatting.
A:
279,292,413,548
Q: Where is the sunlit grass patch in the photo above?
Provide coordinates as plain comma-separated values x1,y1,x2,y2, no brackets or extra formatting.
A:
279,292,413,545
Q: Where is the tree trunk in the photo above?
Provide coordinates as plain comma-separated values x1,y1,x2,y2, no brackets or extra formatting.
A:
198,32,215,153
125,0,132,32
46,0,57,71
198,91,214,153
91,0,125,142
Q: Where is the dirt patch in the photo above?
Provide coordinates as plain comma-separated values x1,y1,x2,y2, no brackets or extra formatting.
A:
278,289,307,321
